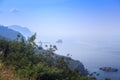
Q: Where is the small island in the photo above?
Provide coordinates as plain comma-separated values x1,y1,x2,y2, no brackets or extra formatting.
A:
99,67,118,72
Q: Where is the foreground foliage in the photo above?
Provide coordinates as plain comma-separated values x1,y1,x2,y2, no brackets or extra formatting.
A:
0,34,92,80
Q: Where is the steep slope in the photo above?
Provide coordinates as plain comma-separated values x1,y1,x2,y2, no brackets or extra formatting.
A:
37,49,88,75
0,37,91,80
0,25,25,40
0,24,89,79
8,25,33,39
60,55,88,75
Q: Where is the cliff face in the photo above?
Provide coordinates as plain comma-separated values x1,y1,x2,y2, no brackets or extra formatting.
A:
60,55,88,75
37,49,88,75
69,59,88,75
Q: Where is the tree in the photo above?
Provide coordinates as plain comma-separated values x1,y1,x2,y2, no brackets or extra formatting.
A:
0,34,93,80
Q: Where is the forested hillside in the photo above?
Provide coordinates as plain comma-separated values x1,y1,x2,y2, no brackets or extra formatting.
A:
0,34,93,80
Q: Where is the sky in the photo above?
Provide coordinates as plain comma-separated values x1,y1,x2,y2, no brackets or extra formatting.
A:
0,0,120,40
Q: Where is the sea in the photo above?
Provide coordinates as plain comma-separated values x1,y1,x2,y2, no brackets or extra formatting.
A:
54,36,120,80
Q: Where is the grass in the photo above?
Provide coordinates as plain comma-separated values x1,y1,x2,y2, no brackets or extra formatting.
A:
0,61,21,80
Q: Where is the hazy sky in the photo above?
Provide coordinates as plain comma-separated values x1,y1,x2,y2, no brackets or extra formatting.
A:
0,0,120,39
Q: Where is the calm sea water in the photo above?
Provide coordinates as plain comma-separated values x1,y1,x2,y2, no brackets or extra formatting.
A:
55,36,120,80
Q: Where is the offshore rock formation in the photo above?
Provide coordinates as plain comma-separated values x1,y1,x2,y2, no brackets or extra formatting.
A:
99,67,118,72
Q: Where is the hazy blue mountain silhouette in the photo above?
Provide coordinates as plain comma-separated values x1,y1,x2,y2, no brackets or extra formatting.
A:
0,25,87,75
8,25,33,39
0,25,24,40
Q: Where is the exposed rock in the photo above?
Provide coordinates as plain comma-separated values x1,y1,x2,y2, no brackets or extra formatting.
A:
99,67,118,72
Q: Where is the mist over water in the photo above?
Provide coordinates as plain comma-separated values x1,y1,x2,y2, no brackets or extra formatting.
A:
1,0,120,79
53,35,120,80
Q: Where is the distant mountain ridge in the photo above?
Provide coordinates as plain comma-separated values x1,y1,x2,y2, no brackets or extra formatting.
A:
0,25,24,40
0,24,88,76
8,25,33,39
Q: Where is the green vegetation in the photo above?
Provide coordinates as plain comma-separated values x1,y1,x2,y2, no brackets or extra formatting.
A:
0,34,92,80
